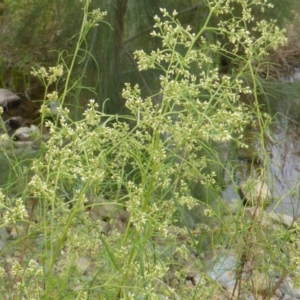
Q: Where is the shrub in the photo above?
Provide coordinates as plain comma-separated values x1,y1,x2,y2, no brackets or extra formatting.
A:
0,0,294,299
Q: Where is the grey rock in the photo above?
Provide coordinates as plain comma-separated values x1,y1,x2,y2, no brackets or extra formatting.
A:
275,214,294,228
0,89,20,107
282,295,298,300
5,116,27,133
0,228,9,250
240,178,272,207
76,256,91,275
48,101,60,116
13,140,33,149
13,125,40,141
206,253,242,287
279,276,300,299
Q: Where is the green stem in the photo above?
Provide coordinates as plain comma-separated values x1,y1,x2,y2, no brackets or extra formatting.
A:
60,1,90,107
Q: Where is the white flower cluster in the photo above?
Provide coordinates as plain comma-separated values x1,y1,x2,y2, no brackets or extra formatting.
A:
31,64,64,84
3,198,28,224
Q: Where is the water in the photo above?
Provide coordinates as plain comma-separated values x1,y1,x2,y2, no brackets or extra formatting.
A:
223,74,300,217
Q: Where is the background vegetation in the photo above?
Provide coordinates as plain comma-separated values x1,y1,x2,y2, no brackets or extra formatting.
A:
0,0,298,113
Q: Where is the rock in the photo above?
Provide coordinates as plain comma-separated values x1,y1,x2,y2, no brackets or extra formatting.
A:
13,125,40,141
182,253,201,278
221,184,242,215
0,228,9,250
265,212,294,228
275,214,294,228
206,252,242,287
0,89,20,107
251,270,274,293
193,273,202,285
5,116,27,134
240,178,272,207
48,101,60,116
269,296,281,300
224,198,241,214
76,256,91,275
9,225,26,238
13,140,34,148
274,289,283,299
244,209,295,232
282,295,298,300
87,196,128,222
0,239,5,251
278,276,300,299
225,286,248,299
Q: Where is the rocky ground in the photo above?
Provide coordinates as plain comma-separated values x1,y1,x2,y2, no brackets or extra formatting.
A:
0,196,300,299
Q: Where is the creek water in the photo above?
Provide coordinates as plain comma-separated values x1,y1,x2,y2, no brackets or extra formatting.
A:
223,74,300,217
